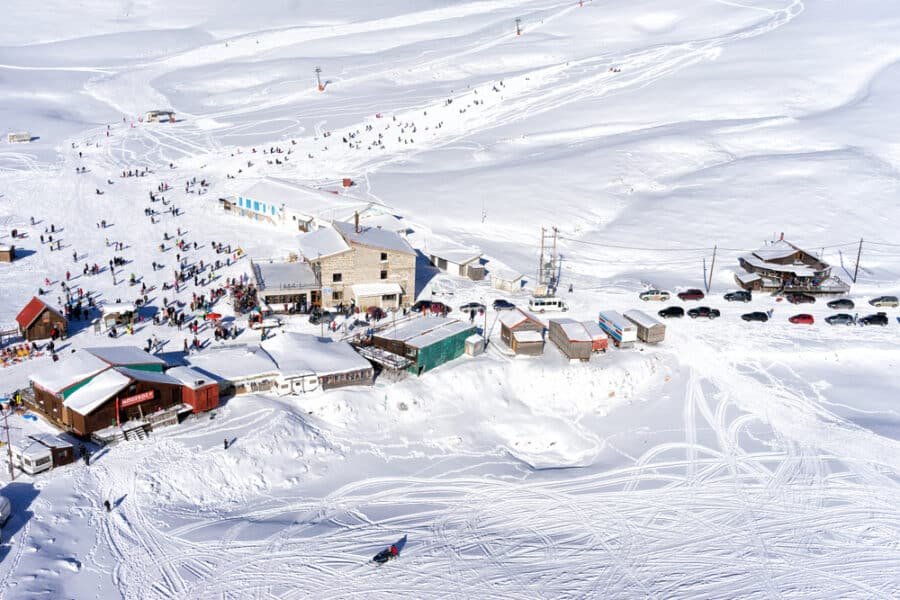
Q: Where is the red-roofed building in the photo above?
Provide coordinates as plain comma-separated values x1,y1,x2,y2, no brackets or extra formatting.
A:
15,296,68,341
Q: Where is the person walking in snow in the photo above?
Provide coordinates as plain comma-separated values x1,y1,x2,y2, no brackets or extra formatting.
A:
104,500,111,512
223,438,229,450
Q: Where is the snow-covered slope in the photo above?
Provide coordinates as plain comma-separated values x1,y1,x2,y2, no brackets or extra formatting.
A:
2,1,900,598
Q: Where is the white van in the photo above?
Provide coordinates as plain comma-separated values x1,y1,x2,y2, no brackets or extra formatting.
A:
0,496,11,527
528,296,568,313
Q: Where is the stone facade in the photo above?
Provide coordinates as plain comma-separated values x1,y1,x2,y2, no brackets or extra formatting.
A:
313,242,415,309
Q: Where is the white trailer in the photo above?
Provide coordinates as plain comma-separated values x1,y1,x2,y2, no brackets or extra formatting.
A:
597,311,637,348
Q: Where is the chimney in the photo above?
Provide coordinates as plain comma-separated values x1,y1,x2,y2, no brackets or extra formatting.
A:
355,211,360,233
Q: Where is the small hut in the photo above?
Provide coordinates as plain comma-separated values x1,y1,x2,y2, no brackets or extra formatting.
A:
624,310,666,344
101,303,136,329
548,319,593,361
165,366,220,413
15,296,68,341
465,334,485,356
499,308,545,355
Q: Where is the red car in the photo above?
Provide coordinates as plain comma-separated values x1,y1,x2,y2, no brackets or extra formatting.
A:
789,313,815,325
677,288,705,301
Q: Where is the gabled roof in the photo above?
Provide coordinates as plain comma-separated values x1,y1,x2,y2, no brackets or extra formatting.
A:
499,308,544,330
550,318,592,342
114,367,181,386
623,309,664,330
253,261,319,291
29,351,110,395
298,226,351,260
333,221,415,255
63,368,133,415
85,346,168,368
752,239,802,261
16,296,64,330
428,241,482,265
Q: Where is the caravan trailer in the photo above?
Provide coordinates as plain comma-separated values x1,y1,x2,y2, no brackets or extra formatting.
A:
7,132,31,144
597,311,637,348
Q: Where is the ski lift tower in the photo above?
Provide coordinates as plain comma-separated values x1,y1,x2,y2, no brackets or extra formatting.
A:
315,66,324,92
536,226,560,297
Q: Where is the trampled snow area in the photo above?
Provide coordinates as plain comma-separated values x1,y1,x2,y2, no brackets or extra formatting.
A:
2,0,900,598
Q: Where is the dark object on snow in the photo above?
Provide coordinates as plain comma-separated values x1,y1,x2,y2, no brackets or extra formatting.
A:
104,500,111,512
372,534,407,564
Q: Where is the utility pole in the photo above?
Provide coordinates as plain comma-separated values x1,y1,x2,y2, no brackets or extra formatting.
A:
515,18,522,36
853,238,863,283
707,245,717,292
315,66,324,92
2,404,16,480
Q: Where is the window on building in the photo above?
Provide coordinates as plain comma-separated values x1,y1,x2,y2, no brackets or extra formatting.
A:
380,270,388,280
332,291,343,301
380,252,388,261
332,273,342,283
382,294,396,302
253,201,260,211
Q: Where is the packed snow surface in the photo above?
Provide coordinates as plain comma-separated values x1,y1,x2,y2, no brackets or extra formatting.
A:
2,0,900,598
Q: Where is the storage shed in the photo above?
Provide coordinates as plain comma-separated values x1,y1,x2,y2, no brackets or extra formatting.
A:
427,244,485,281
15,296,68,341
548,319,593,361
511,330,545,356
372,317,476,375
491,269,524,293
597,311,638,348
0,244,15,262
581,321,609,353
11,433,74,475
499,308,545,355
165,366,220,413
624,309,666,344
465,334,485,356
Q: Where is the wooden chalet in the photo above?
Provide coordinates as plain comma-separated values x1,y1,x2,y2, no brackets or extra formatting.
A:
736,237,850,294
15,296,68,341
499,308,546,356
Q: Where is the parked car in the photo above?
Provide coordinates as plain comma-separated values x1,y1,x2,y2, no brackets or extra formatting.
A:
827,298,854,310
723,290,752,303
825,313,855,325
677,288,705,301
658,306,685,319
786,293,815,304
492,299,516,311
741,311,769,322
639,289,670,302
411,300,451,314
859,312,889,326
459,302,486,314
788,313,815,325
308,310,337,325
869,296,899,308
687,306,721,319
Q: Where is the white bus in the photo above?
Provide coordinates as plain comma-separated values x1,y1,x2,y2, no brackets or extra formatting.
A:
528,296,568,313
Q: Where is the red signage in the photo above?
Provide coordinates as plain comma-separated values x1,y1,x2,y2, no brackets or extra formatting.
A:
119,390,154,408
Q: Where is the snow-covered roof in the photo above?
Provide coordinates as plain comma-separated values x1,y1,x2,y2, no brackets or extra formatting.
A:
499,308,543,329
253,261,319,291
581,321,607,341
550,318,592,342
101,303,136,315
624,309,664,330
428,242,482,265
352,282,403,297
406,320,474,349
513,330,544,343
375,317,474,348
13,437,53,460
240,178,366,219
465,334,484,344
165,366,215,390
63,368,132,415
86,346,167,367
735,271,762,284
752,239,801,261
263,332,371,377
28,432,72,449
360,213,408,233
186,345,279,381
0,244,12,252
30,351,110,394
298,226,351,260
115,367,182,386
739,253,818,277
333,221,415,255
598,311,635,330
491,268,523,282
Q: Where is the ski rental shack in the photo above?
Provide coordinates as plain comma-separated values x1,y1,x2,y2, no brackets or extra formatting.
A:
624,309,666,344
597,311,637,348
